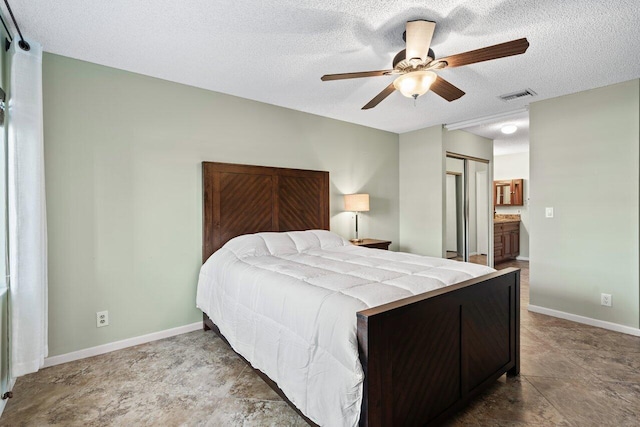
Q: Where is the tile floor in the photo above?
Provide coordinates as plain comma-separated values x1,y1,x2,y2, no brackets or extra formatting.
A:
446,260,640,427
3,260,640,426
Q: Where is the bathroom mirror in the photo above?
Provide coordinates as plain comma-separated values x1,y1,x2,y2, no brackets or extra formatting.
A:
494,179,523,206
495,181,512,205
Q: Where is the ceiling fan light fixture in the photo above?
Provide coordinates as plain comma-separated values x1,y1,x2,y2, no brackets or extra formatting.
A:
393,71,437,99
501,124,518,134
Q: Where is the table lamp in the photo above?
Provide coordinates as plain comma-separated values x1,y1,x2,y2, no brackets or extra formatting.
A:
344,193,369,242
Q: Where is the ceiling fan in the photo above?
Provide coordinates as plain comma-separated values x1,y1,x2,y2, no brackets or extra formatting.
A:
321,20,530,110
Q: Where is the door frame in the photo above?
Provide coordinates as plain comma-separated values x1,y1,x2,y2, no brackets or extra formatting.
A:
445,152,493,266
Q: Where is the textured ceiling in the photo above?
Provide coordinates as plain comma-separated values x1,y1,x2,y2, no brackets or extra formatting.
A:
462,110,530,156
7,0,640,133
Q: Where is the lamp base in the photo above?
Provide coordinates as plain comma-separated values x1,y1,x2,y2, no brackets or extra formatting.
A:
350,238,364,243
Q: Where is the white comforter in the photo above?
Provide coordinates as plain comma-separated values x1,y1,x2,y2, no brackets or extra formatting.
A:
196,230,494,426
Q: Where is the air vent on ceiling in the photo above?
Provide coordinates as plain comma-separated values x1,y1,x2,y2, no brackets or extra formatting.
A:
498,88,537,102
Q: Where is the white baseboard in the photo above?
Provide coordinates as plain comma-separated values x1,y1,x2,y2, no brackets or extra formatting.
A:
0,378,16,418
528,305,640,337
516,256,529,261
43,322,202,368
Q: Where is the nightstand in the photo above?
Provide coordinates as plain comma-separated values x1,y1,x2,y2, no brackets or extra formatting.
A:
351,238,392,250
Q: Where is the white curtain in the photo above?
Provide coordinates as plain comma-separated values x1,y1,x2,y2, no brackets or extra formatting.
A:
7,37,48,378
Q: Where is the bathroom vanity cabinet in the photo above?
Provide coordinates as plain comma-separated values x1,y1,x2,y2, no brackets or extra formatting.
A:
494,220,520,263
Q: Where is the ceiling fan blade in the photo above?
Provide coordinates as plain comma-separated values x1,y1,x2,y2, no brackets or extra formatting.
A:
362,83,396,110
438,38,530,68
430,76,465,102
405,20,436,62
321,70,393,81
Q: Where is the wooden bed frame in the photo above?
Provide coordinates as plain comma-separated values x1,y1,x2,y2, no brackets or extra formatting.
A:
201,161,520,426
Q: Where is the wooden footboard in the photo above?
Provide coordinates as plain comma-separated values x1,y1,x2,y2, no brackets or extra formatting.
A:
357,267,520,426
201,268,519,427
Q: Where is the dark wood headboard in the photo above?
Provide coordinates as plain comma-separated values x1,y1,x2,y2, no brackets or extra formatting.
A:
202,162,330,262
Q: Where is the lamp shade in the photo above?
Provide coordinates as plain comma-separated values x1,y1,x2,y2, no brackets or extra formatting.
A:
344,193,370,212
393,71,437,99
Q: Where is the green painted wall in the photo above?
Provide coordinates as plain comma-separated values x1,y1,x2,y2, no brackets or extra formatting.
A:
399,125,444,256
443,129,493,161
399,127,493,258
530,79,639,328
43,53,399,357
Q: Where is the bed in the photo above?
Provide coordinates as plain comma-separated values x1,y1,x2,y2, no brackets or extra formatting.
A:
198,161,520,426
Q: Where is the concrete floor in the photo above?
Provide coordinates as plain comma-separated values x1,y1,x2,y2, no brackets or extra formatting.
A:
3,260,640,426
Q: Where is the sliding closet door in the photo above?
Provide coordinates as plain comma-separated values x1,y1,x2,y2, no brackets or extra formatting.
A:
445,173,459,259
0,19,10,400
475,163,489,258
445,158,465,260
468,159,490,265
446,155,491,266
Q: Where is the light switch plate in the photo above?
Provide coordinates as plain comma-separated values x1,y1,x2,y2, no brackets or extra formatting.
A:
545,207,554,218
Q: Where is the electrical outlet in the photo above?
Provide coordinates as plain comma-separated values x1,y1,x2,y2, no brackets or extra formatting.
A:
96,310,109,327
600,294,612,307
